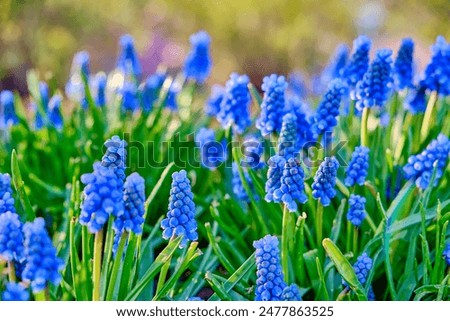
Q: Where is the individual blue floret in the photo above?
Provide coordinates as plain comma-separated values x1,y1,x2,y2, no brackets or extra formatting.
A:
161,170,198,248
254,235,286,301
312,157,340,206
48,95,63,130
273,157,307,212
343,35,372,96
310,79,347,139
101,135,127,184
355,49,393,111
0,173,16,214
265,155,287,202
256,74,288,136
217,73,252,134
2,282,29,301
79,162,125,233
0,90,19,127
347,194,366,227
116,34,142,79
0,211,24,262
114,173,145,234
403,134,450,189
350,252,372,286
394,38,414,91
22,218,64,293
345,146,370,187
420,36,450,96
443,243,450,266
183,31,212,84
140,72,165,113
281,284,302,301
205,85,225,117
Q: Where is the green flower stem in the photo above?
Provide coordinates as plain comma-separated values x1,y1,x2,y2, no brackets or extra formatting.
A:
361,107,370,147
92,228,104,301
346,221,352,253
106,232,128,301
34,289,48,301
281,205,294,283
316,200,324,255
420,91,438,142
156,257,171,295
7,260,16,282
353,227,358,254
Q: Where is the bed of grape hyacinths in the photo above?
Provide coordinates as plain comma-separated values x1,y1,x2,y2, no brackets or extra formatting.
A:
0,31,449,303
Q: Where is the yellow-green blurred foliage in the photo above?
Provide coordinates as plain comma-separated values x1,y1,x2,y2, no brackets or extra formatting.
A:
1,0,449,90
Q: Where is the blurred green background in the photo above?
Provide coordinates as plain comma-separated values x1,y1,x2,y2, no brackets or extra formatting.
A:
0,0,449,93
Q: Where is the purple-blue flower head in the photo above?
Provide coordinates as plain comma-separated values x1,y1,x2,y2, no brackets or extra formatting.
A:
265,155,286,202
120,81,140,114
403,134,450,189
343,36,372,92
421,36,450,96
404,85,427,114
319,44,349,90
102,135,127,184
287,72,308,99
355,49,393,111
93,72,107,108
161,170,198,248
205,84,225,117
73,51,90,79
273,157,307,212
443,243,450,266
140,72,165,113
256,74,288,136
22,218,64,293
114,173,145,234
278,113,298,159
48,95,63,130
310,79,347,139
116,34,142,79
217,73,252,134
312,157,340,206
2,282,29,301
0,173,16,214
0,90,19,127
165,82,180,111
345,146,370,187
282,284,302,301
352,252,372,286
347,194,366,227
254,235,286,301
394,38,414,91
184,30,212,84
195,128,226,169
79,162,125,233
286,96,313,149
0,211,24,262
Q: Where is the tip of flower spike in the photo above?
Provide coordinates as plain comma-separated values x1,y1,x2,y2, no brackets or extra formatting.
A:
190,30,211,47
0,90,14,105
120,34,135,47
353,35,372,50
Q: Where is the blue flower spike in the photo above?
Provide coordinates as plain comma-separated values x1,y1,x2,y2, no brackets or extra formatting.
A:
22,218,64,293
278,113,298,159
2,282,29,301
161,170,198,248
205,85,225,117
0,211,25,262
116,34,142,79
0,173,16,214
102,135,128,184
256,74,288,136
421,36,450,96
443,243,450,266
312,157,340,206
343,35,372,95
282,284,302,301
0,90,19,127
265,155,287,202
184,30,212,84
394,38,415,91
347,194,366,227
254,235,286,301
345,146,370,187
48,95,64,130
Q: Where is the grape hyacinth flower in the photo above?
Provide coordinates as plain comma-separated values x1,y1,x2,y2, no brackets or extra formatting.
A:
0,90,19,127
345,146,370,187
265,155,287,202
319,44,349,90
79,162,125,233
404,85,427,114
312,157,340,206
2,282,29,301
343,252,374,300
195,128,226,169
355,49,393,111
256,74,288,136
183,31,212,84
287,72,307,99
0,173,16,214
231,162,257,202
394,38,414,91
347,195,366,227
343,35,372,95
443,243,450,266
286,96,313,149
65,51,90,108
161,170,198,248
116,34,142,79
114,173,145,234
273,158,307,212
73,51,90,79
254,235,286,301
22,218,64,293
92,73,107,108
0,211,24,262
120,81,140,114
403,134,450,189
278,113,298,158
217,73,252,134
205,85,225,117
310,79,347,139
102,135,127,184
48,95,63,130
165,83,180,111
420,36,450,96
242,135,264,169
282,284,302,301
34,82,50,129
140,72,165,113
